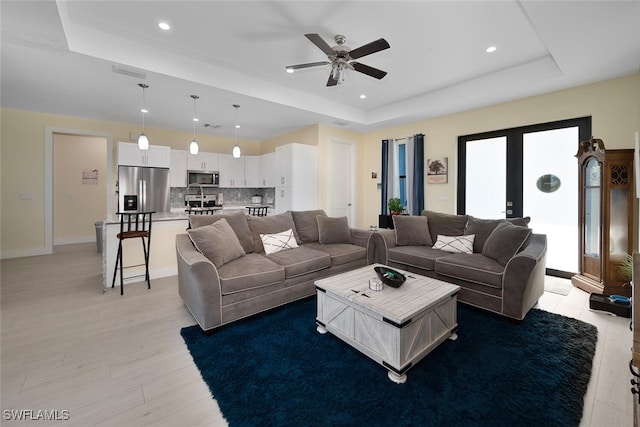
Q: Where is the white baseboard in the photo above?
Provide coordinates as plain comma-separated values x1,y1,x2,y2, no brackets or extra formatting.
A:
54,236,96,246
1,247,52,260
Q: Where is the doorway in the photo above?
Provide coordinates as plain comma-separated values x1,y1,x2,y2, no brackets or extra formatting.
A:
328,140,355,225
45,127,112,253
458,117,591,276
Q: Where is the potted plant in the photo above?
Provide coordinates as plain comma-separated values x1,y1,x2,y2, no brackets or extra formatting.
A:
388,198,404,215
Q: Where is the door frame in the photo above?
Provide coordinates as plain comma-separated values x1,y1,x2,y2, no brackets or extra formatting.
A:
457,117,592,216
45,127,113,254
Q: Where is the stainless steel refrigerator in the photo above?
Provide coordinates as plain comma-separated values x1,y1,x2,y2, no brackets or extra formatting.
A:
117,166,170,213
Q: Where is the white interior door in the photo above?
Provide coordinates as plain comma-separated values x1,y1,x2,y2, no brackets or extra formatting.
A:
328,140,355,225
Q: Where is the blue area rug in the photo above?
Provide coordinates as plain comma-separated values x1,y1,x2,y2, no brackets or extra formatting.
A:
181,298,597,427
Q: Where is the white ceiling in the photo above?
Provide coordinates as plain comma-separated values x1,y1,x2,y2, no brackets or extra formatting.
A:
1,0,639,141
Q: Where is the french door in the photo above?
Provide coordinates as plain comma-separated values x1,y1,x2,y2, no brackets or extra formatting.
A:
457,117,591,276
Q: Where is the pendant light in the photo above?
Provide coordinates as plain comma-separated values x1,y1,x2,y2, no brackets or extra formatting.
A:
190,95,199,155
232,104,241,158
137,83,149,150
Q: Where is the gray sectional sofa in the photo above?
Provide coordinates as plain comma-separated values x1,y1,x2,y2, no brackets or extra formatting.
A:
372,211,547,320
176,210,374,333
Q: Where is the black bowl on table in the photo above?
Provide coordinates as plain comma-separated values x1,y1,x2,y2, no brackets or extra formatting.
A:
374,266,406,288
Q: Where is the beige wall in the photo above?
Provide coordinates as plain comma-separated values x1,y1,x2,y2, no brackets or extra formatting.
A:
1,73,639,256
53,133,107,244
0,108,256,257
357,73,640,228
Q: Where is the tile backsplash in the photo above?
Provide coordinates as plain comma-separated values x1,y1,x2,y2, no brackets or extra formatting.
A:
170,187,275,209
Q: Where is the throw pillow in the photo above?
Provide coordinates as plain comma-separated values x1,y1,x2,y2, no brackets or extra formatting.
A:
188,211,254,254
393,215,433,246
291,210,327,243
432,234,475,254
246,212,301,253
260,229,299,255
421,210,469,244
482,221,533,266
186,218,245,268
317,216,352,244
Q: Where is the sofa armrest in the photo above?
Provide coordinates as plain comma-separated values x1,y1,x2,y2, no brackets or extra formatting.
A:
370,229,397,264
350,228,375,264
176,233,223,332
502,234,547,320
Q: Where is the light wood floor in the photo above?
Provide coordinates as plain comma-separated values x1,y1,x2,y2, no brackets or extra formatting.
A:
0,243,633,426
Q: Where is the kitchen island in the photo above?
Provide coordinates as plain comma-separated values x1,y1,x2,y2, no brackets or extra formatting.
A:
102,212,189,292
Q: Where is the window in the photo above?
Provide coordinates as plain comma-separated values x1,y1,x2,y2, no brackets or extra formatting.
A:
398,143,407,208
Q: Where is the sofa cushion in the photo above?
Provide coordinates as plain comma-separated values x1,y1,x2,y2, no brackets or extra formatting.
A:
304,242,367,267
186,219,245,268
189,211,254,254
291,210,327,243
260,228,299,255
421,210,468,243
465,216,532,253
317,216,352,244
217,253,285,295
393,215,432,246
482,221,533,266
435,253,505,288
387,246,449,271
432,234,474,254
266,246,331,278
247,212,301,253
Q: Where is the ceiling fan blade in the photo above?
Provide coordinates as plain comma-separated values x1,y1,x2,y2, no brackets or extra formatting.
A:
351,62,388,80
285,61,330,71
348,38,390,60
305,33,335,56
326,74,339,87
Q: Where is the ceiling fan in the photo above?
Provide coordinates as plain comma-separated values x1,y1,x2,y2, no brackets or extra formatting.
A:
286,33,390,86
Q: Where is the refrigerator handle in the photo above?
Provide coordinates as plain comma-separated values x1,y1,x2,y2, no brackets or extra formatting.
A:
142,180,147,211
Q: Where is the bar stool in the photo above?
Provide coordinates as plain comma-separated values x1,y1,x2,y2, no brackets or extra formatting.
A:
247,206,268,216
111,211,154,295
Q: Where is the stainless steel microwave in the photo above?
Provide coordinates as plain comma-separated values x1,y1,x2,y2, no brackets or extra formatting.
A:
187,170,219,187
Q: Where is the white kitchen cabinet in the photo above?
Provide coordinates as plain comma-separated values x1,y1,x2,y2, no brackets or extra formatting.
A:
219,154,245,187
260,152,276,187
170,149,187,187
275,143,317,214
187,151,219,171
244,156,261,188
118,142,170,167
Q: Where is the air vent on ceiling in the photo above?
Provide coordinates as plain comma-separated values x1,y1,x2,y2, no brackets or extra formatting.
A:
112,65,147,80
332,120,349,127
203,123,220,129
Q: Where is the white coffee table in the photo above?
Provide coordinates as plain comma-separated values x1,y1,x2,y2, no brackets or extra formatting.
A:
315,264,460,383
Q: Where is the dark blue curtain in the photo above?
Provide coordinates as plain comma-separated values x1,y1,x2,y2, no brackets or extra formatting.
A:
381,139,390,214
411,134,424,215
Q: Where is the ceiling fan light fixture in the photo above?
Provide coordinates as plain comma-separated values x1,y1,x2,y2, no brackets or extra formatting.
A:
158,22,170,31
286,67,294,74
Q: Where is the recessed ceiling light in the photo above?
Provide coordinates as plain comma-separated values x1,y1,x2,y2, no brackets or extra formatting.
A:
158,22,170,31
360,94,367,99
141,108,148,113
193,117,199,122
486,46,497,53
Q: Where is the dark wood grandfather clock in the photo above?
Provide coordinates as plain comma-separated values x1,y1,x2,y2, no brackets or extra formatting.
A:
572,138,635,296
